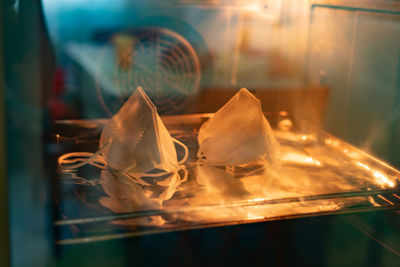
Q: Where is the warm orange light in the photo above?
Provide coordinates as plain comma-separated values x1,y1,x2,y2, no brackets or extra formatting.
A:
357,162,395,188
373,170,395,188
368,196,381,207
281,152,322,166
356,161,371,171
246,3,261,12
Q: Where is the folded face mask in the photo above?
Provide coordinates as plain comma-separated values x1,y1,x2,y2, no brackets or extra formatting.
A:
59,86,188,176
197,88,280,165
100,86,187,174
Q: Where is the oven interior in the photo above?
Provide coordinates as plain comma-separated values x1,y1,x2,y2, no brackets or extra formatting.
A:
3,0,400,266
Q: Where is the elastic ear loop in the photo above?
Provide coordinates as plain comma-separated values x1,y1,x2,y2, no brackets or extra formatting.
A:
58,143,110,170
155,172,182,203
120,138,187,177
123,161,188,204
59,136,188,185
122,138,189,187
123,172,152,186
172,137,189,165
127,137,188,173
122,168,176,179
174,138,189,184
159,167,188,202
67,172,98,186
179,165,189,183
125,166,188,199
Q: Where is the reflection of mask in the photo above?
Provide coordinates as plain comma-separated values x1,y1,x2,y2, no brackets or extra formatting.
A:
100,86,187,174
196,160,250,202
99,168,186,226
99,170,165,226
99,170,160,212
198,88,280,165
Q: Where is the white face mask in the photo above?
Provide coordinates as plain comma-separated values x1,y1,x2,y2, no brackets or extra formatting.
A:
197,88,280,165
58,86,188,177
99,86,187,174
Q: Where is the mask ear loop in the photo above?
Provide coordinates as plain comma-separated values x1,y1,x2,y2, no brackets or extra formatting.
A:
120,137,187,177
121,167,176,179
122,172,152,186
60,136,187,187
58,143,110,170
63,172,99,186
156,172,181,203
173,138,189,184
160,167,188,202
172,137,189,164
178,165,189,183
136,138,188,191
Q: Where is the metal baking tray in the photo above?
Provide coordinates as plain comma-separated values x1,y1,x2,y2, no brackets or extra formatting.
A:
51,112,400,245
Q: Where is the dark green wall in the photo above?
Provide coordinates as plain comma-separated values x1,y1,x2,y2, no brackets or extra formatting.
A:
0,1,10,266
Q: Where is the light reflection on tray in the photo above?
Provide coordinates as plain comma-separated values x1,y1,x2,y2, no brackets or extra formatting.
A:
52,112,400,245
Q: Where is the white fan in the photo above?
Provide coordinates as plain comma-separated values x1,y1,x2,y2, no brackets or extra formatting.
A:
97,27,201,115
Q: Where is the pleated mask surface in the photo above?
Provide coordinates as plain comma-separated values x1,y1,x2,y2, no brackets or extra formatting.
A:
198,88,280,165
99,86,186,174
